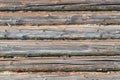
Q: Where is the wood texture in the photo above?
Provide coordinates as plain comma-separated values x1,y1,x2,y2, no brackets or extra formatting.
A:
0,25,120,39
0,0,120,11
0,72,120,80
0,40,120,57
0,11,120,25
0,56,120,72
1,0,120,78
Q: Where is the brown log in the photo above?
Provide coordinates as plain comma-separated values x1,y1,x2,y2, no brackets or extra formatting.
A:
0,11,120,25
0,0,120,11
0,56,120,72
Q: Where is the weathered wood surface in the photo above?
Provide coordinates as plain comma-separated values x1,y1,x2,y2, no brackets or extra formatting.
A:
0,56,120,72
0,25,120,39
0,0,120,11
0,40,120,57
0,0,120,79
0,72,120,80
0,12,120,25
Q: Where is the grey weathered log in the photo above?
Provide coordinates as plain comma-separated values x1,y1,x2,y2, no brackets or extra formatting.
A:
0,40,120,57
0,56,120,72
0,0,120,11
0,25,120,39
0,11,120,25
0,72,120,80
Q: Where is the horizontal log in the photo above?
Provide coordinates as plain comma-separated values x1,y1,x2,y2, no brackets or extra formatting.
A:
0,40,120,57
0,25,120,40
0,56,120,72
0,11,120,25
0,72,120,80
0,0,120,11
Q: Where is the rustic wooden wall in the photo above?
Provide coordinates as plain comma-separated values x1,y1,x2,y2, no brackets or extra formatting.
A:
0,0,120,80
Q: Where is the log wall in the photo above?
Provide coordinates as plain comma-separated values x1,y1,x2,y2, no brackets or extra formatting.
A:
0,0,120,80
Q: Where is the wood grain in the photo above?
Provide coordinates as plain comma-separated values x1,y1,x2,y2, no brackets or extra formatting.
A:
0,0,120,11
0,72,120,80
0,40,120,57
0,56,120,72
0,11,120,25
0,25,120,39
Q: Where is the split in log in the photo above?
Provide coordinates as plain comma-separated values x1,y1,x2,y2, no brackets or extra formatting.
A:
0,56,120,72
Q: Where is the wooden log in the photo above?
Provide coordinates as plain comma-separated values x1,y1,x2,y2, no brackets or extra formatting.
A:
0,56,120,72
0,40,120,57
0,25,120,40
0,72,120,80
0,11,120,25
0,0,120,11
